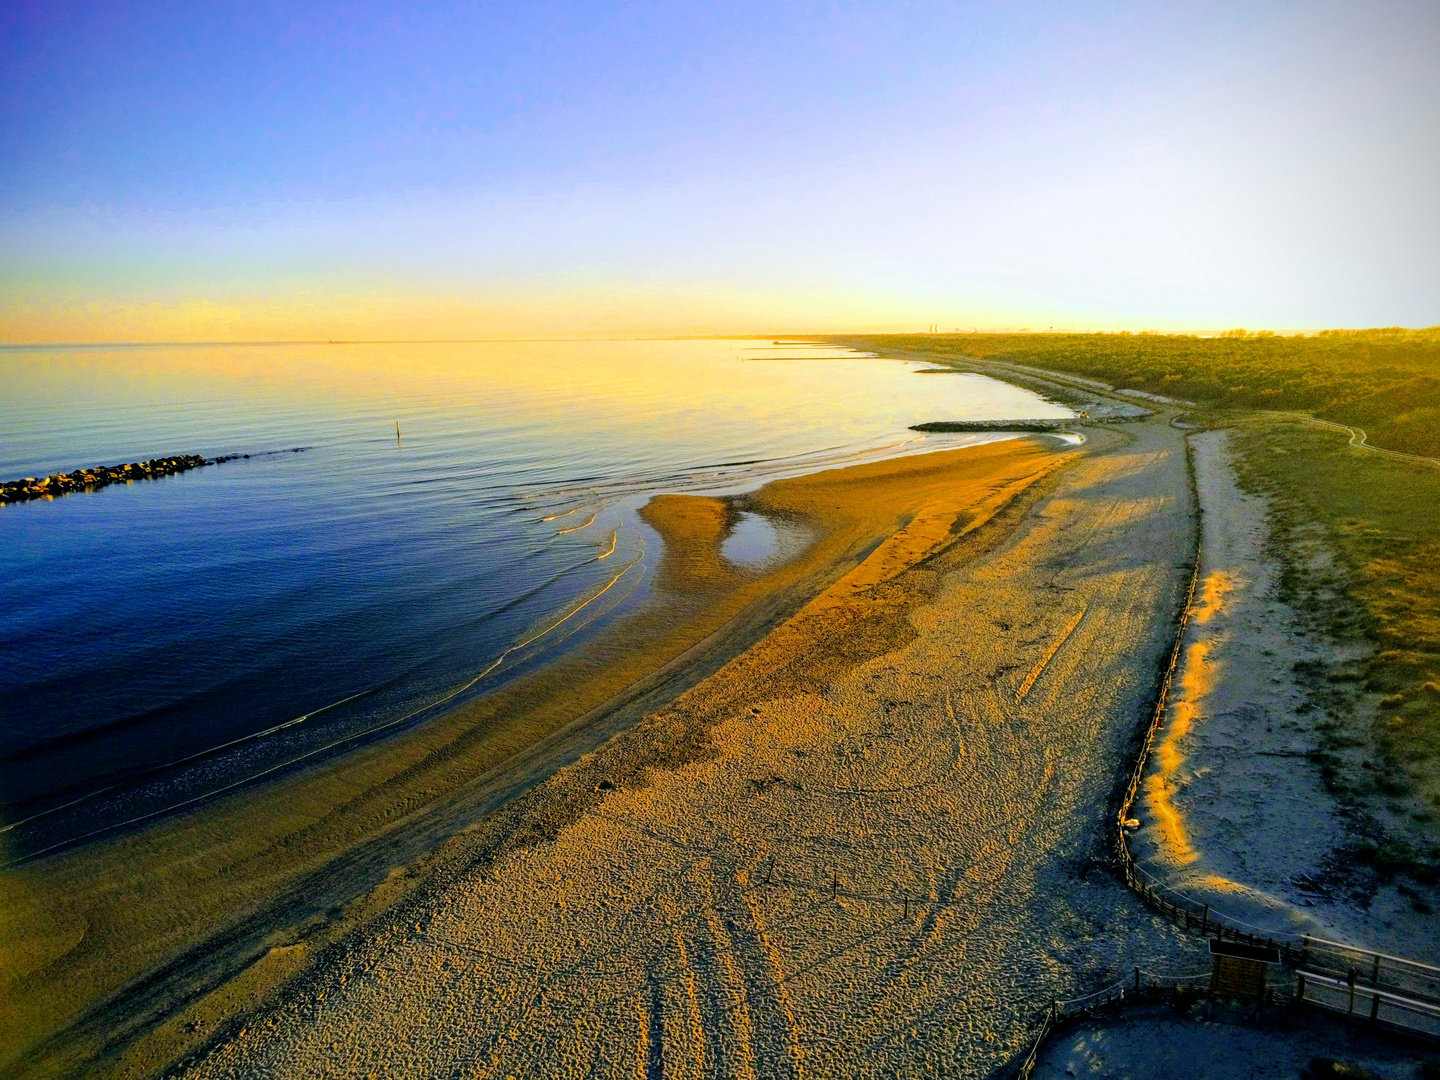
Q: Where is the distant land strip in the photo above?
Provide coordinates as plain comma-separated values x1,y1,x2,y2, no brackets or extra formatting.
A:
0,448,309,504
910,412,1154,434
911,419,1072,433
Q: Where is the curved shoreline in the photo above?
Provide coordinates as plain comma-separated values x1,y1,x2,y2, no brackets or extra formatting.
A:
0,438,1074,1078
161,414,1199,1080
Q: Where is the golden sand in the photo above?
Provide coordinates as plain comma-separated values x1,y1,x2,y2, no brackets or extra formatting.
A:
1143,569,1241,877
638,495,738,590
0,437,1072,1078
174,418,1200,1079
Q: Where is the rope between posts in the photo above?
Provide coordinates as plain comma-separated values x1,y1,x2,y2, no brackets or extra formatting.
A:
1126,862,1306,942
1109,435,1304,950
1135,968,1209,985
1055,980,1126,1011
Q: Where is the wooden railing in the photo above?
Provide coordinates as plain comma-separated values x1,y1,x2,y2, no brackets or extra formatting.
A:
1297,969,1440,1039
1299,936,1440,999
1015,969,1216,1080
1013,426,1440,1076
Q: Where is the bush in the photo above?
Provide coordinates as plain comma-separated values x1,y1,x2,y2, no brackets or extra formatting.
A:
847,329,1440,457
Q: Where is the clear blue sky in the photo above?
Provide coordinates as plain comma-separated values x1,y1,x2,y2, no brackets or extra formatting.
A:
2,0,1437,339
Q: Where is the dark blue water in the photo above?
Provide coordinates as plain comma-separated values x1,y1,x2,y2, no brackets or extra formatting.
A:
0,339,1071,857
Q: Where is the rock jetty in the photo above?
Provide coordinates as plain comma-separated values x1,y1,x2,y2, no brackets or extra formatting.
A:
1,448,311,505
3,454,213,505
910,419,1072,433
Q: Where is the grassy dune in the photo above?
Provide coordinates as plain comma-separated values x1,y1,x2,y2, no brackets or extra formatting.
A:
848,330,1440,892
850,328,1440,458
1228,420,1440,882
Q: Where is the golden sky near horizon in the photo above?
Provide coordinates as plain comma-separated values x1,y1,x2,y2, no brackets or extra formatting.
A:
5,1,1437,342
1,287,1109,344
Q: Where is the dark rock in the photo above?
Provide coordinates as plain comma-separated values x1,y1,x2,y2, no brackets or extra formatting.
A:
910,419,1072,433
2,451,280,505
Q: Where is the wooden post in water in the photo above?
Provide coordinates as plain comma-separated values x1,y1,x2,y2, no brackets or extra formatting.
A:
395,420,402,448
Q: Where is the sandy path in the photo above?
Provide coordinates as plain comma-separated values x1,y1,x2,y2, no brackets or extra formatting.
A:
184,420,1203,1079
1131,429,1440,958
1031,1004,1430,1079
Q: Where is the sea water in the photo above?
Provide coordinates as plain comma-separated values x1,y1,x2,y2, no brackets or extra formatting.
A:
0,339,1071,856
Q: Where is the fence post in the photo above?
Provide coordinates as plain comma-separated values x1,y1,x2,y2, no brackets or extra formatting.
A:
1347,968,1357,1015
1297,971,1306,1002
1370,989,1381,1024
1201,904,1209,936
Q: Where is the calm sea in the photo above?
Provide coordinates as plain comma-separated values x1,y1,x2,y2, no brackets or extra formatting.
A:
0,339,1071,858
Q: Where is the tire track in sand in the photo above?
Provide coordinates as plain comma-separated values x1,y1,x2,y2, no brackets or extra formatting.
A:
674,857,803,1080
1015,607,1087,702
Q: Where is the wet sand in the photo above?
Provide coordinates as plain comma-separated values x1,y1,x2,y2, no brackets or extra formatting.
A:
172,416,1206,1080
1,439,1074,1079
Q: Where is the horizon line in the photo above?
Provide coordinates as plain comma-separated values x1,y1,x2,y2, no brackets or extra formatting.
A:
3,326,1428,349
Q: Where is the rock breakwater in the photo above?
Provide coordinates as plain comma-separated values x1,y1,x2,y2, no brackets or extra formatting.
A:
911,419,1072,433
2,447,312,505
1,455,212,504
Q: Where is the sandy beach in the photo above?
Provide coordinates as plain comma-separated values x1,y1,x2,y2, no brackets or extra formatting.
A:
155,416,1207,1079
1032,1003,1430,1080
1131,428,1440,956
3,437,1089,1079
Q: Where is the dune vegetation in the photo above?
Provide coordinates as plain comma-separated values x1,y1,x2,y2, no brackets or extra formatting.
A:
846,330,1440,891
1227,419,1440,882
853,328,1440,459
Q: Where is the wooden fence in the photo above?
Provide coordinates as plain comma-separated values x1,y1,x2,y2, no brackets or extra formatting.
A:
1013,432,1440,1075
1297,969,1440,1040
1014,969,1217,1080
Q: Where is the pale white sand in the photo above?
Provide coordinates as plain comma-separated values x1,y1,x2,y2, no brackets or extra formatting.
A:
1032,1005,1436,1079
1130,429,1439,958
183,421,1205,1079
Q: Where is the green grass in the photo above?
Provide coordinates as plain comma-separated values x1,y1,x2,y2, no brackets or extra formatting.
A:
843,328,1440,458
1226,420,1440,846
840,329,1440,881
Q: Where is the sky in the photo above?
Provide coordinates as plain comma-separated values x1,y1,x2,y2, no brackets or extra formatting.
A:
2,0,1437,341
